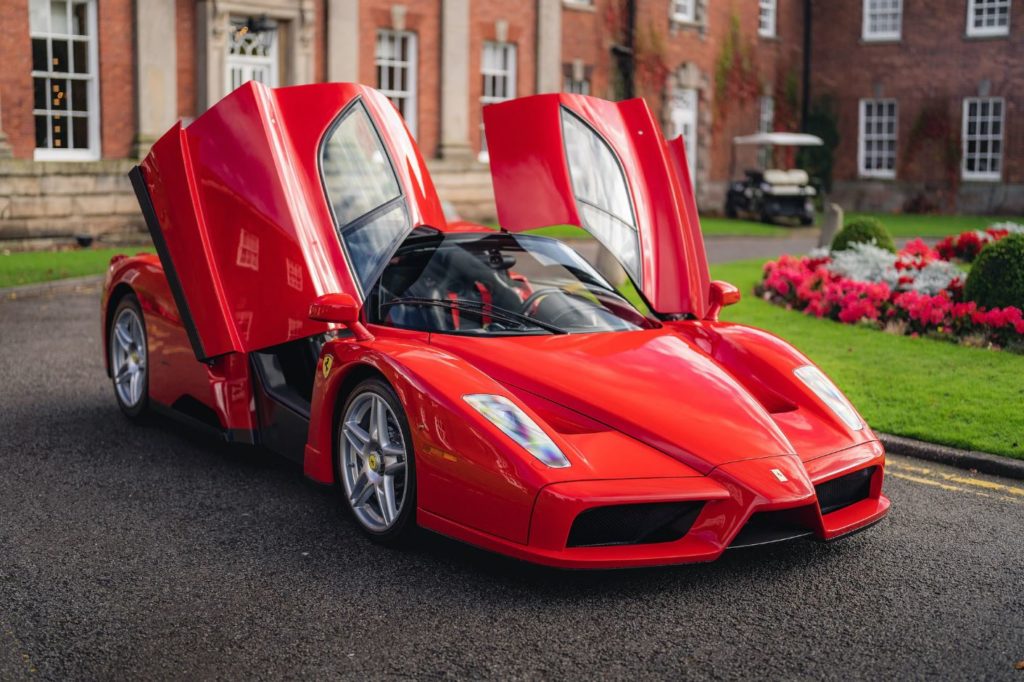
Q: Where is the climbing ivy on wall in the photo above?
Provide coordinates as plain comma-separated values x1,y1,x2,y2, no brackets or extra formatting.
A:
902,101,961,212
712,14,760,129
797,95,839,192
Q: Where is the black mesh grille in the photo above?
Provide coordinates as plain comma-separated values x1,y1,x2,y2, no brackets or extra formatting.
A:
566,502,704,548
728,509,815,549
816,466,875,515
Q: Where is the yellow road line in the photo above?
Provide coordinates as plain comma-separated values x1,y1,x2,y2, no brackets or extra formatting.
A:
887,461,1024,498
887,471,1023,506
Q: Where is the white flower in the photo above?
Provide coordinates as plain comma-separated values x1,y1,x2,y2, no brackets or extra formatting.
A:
908,261,964,295
827,241,899,287
990,221,1024,234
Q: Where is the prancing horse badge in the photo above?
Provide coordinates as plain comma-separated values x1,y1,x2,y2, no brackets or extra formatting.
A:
771,468,788,482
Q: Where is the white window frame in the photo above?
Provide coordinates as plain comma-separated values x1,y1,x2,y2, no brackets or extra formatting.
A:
30,0,101,161
962,97,1004,181
479,41,517,162
563,75,590,95
670,0,696,23
857,99,898,179
225,18,279,96
758,0,777,37
862,0,902,41
375,29,418,137
966,0,1011,37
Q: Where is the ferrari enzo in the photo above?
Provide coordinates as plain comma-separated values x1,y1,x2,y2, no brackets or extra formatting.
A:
102,82,889,568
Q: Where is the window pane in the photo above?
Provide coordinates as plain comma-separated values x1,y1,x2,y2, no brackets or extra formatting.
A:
33,78,46,110
342,203,408,289
71,0,88,35
30,0,48,32
34,115,48,147
561,108,640,282
51,116,67,147
70,79,87,112
72,115,88,148
321,105,401,228
51,39,69,73
50,1,68,33
32,38,48,71
72,40,87,73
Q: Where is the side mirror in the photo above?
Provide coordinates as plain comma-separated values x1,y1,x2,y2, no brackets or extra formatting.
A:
309,293,372,341
706,280,741,322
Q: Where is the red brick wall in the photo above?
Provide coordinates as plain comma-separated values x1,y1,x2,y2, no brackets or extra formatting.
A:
98,0,134,158
360,0,442,158
562,0,804,189
176,0,196,120
0,0,34,159
812,0,1024,185
561,3,611,98
469,0,537,155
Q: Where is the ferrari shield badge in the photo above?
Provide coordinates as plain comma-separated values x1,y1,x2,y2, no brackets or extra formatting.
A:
321,355,333,379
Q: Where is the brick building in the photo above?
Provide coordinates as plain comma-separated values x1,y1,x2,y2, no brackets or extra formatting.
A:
0,0,1020,245
811,0,1023,214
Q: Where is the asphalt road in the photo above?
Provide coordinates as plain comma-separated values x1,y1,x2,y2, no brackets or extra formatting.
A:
1,287,1022,680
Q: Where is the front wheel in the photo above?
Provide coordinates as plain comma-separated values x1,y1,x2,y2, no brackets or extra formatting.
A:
108,294,150,419
336,378,417,545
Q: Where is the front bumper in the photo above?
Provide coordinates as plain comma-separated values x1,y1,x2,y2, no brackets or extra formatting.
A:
419,441,889,569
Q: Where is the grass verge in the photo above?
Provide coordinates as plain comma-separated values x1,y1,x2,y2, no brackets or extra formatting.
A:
712,258,1024,459
0,247,153,288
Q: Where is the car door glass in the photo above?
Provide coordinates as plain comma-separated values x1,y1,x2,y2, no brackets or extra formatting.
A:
561,108,641,283
321,102,408,289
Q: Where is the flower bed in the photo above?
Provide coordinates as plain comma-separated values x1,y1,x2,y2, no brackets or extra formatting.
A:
757,228,1024,351
935,222,1024,262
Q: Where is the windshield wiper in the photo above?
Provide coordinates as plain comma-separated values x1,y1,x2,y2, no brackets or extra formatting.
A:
381,297,568,334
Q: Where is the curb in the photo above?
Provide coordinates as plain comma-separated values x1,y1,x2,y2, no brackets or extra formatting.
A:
1,274,104,301
879,432,1024,480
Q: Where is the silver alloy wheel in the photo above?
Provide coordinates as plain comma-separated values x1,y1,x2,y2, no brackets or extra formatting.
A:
339,392,409,532
110,306,147,408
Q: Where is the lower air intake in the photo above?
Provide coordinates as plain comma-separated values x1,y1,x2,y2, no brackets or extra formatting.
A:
816,466,876,515
566,502,704,548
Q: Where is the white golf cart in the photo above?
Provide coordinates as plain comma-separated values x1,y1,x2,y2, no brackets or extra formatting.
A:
724,132,823,226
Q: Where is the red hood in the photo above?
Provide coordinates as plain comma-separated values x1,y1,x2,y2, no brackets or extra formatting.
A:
429,329,795,474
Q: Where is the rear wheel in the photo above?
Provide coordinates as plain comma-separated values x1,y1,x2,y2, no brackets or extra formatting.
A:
336,378,417,544
108,294,149,419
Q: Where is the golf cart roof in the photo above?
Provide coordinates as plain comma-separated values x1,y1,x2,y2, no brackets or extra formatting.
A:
733,132,824,147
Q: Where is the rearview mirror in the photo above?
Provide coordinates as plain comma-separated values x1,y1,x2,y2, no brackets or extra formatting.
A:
309,293,372,341
706,280,741,321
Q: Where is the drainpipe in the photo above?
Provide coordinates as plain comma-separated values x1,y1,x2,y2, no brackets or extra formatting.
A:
611,0,636,99
801,0,812,131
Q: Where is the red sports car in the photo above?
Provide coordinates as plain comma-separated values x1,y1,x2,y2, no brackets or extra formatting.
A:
102,82,889,568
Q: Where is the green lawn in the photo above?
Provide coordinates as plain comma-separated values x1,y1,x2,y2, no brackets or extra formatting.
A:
847,212,1024,238
712,259,1024,459
527,212,1023,240
0,247,153,288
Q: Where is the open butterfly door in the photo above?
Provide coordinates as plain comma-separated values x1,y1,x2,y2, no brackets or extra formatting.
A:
131,82,445,362
483,94,710,318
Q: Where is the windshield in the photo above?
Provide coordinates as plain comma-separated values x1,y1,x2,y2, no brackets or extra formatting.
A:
367,231,657,335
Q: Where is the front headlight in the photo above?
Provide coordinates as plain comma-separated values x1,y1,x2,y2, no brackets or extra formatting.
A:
463,394,570,468
794,366,864,431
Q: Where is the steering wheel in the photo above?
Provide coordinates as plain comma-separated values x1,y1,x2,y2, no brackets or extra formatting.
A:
519,287,567,315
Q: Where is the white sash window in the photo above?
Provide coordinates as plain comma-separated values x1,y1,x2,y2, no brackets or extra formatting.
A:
30,0,100,160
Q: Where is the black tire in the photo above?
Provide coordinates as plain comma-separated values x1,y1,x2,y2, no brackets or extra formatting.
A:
108,294,150,419
335,378,418,546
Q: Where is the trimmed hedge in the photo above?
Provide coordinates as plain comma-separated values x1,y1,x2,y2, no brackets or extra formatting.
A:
831,217,896,253
965,233,1024,310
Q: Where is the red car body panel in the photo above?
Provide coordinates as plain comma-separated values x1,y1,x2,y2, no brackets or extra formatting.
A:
483,94,710,318
136,82,445,361
103,83,889,568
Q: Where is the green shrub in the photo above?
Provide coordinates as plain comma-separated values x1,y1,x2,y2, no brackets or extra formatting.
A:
831,217,896,253
964,233,1024,310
